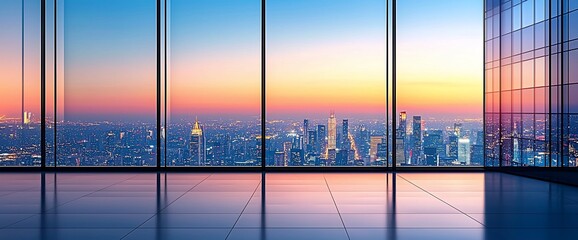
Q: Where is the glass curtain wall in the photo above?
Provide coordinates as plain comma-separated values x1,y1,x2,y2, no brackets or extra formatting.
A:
265,0,388,167
166,0,261,167
397,0,484,167
54,0,157,166
485,0,578,167
0,0,42,166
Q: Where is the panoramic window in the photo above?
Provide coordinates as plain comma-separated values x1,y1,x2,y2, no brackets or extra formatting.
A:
166,0,261,166
0,0,41,166
266,0,388,167
54,0,157,166
397,0,483,166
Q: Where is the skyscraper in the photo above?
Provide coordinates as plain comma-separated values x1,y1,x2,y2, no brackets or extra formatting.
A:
189,118,206,166
283,142,292,166
317,125,326,152
342,119,349,150
328,112,337,150
303,119,309,152
458,138,471,165
369,136,382,163
357,125,370,160
448,135,458,160
307,129,317,153
411,116,422,165
398,111,407,138
274,151,284,166
290,148,304,166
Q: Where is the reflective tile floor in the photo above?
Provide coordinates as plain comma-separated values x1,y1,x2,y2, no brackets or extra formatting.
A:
1,172,578,240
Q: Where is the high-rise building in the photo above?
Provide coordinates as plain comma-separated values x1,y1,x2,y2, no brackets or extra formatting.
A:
476,130,484,145
341,119,349,149
307,130,317,153
376,142,387,164
424,147,438,166
448,135,458,160
328,112,337,150
424,130,443,156
471,144,483,166
283,142,292,166
411,116,422,165
317,125,326,152
289,148,304,166
357,125,370,160
458,138,471,165
369,136,382,163
303,119,309,152
274,151,284,166
336,149,348,166
189,118,206,166
398,111,407,138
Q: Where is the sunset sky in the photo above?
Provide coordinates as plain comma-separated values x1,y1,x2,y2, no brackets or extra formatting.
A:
0,0,483,122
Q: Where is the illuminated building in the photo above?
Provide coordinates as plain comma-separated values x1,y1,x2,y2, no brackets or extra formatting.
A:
369,136,382,163
189,118,206,166
458,138,471,165
327,112,337,150
411,116,422,165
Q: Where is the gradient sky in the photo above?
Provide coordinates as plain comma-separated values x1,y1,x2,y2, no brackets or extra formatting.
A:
0,0,41,121
0,0,483,122
397,0,483,119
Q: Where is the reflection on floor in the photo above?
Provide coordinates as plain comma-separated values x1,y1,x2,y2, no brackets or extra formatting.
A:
1,172,578,239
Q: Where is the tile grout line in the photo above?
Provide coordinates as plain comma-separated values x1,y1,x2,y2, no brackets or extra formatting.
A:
323,174,351,240
1,174,141,230
397,174,487,227
119,173,213,240
224,177,262,240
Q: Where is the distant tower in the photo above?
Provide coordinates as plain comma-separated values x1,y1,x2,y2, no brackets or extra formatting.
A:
412,116,422,165
369,136,383,163
342,119,349,149
189,117,206,166
303,119,309,152
328,111,337,150
398,111,407,138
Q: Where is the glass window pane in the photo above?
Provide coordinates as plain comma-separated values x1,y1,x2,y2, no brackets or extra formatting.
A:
0,0,41,166
56,0,157,166
521,0,534,28
167,0,261,167
521,59,534,88
267,0,387,166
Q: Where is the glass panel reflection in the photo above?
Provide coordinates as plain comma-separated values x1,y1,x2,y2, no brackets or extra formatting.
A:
266,0,387,167
55,0,157,166
166,0,261,166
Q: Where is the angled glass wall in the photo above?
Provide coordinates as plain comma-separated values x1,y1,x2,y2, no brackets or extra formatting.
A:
166,0,261,167
54,0,157,166
397,0,484,167
485,0,578,167
0,0,42,166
